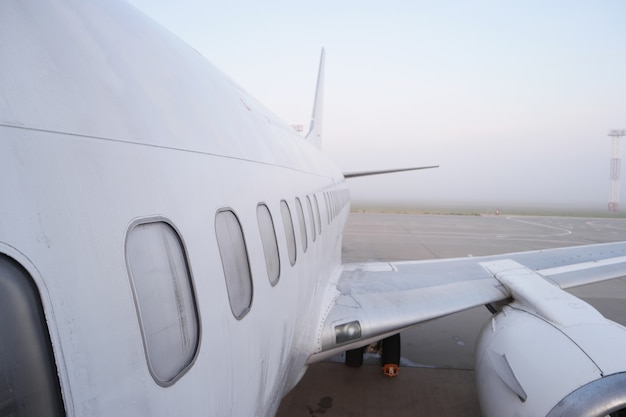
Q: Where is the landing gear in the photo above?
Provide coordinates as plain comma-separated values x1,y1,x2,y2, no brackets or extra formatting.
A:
381,333,401,377
343,333,401,377
345,346,364,367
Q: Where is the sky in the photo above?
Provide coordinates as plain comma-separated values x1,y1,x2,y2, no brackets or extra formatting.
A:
127,0,626,211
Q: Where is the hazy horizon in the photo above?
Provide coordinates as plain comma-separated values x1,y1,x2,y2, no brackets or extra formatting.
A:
129,1,626,211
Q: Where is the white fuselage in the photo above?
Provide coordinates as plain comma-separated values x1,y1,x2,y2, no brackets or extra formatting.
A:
0,1,349,415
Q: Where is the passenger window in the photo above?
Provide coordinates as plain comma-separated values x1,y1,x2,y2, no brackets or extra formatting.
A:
306,196,316,242
215,210,253,319
280,200,297,265
324,192,330,224
126,221,199,385
257,204,280,285
295,198,308,253
313,194,322,235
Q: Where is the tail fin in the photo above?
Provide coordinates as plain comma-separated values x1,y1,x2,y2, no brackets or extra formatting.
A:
305,48,325,149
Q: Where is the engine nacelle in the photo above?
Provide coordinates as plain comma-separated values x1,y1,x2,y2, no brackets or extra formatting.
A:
476,260,626,417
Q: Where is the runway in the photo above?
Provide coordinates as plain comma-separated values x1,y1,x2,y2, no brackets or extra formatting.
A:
276,212,626,416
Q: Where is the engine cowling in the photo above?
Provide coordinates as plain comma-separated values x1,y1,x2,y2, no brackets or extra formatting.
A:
476,260,626,417
476,304,626,417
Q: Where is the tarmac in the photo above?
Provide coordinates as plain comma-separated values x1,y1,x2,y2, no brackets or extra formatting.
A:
276,212,626,417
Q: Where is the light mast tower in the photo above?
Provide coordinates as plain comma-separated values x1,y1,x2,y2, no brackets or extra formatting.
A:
608,129,626,212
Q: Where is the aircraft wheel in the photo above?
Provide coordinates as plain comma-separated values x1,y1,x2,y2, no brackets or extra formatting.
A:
345,347,364,367
381,333,401,377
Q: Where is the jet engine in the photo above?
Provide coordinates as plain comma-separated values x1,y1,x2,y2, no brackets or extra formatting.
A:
476,261,626,417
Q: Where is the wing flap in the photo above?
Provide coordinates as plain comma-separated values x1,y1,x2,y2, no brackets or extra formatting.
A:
539,255,626,289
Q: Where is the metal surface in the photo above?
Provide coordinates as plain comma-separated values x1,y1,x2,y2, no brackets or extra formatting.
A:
312,228,626,362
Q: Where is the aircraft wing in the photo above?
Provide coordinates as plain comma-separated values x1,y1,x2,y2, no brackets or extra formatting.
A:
309,241,626,362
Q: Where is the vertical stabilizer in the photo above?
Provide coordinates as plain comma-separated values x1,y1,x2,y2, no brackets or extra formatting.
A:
305,48,325,149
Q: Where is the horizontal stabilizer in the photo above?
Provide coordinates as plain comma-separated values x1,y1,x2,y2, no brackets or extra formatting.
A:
343,165,439,179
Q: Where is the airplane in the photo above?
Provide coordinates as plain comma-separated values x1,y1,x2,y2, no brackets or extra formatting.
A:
2,1,626,416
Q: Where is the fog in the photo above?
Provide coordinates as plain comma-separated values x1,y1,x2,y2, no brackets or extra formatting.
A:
129,0,626,211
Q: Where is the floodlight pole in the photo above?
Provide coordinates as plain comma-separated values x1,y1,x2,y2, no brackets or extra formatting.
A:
608,129,626,212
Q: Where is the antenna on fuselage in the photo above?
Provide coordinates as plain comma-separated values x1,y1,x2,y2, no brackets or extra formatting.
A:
305,48,325,149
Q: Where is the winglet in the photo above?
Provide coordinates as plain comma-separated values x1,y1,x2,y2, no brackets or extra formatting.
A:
305,48,325,149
